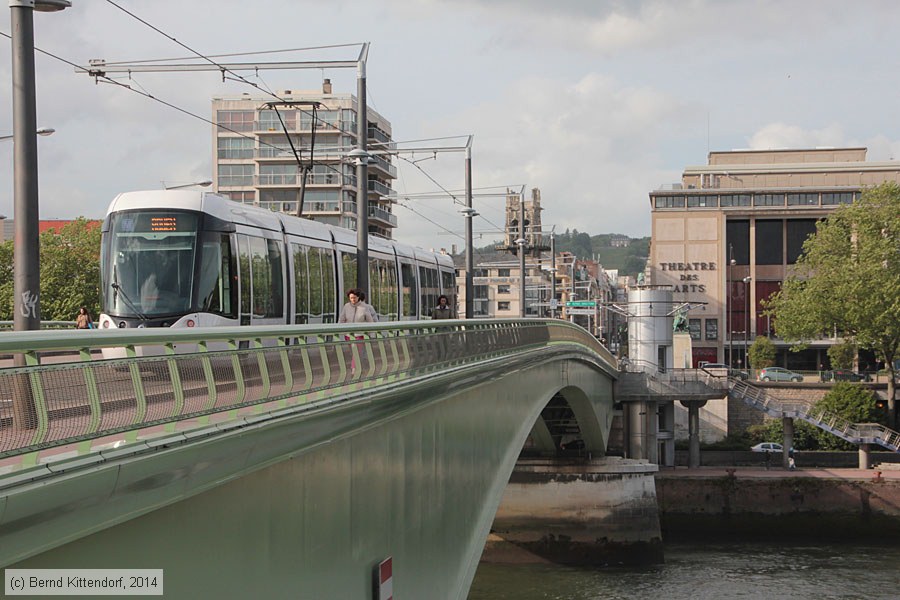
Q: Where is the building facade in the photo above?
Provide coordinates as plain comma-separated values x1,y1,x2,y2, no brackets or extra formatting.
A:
649,147,900,370
211,80,398,238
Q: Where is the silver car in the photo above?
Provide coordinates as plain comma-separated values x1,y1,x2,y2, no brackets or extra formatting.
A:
759,367,803,382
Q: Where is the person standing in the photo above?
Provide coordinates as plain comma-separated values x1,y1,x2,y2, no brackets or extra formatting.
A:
431,294,454,319
338,288,376,323
75,307,93,329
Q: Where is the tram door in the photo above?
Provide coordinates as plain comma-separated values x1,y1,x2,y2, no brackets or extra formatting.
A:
236,233,285,326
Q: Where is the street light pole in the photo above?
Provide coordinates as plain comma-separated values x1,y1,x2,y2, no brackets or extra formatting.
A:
517,195,526,318
355,43,370,297
464,141,474,319
743,275,752,371
550,234,557,318
728,246,735,367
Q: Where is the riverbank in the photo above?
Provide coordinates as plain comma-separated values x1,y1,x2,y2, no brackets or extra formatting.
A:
656,466,900,541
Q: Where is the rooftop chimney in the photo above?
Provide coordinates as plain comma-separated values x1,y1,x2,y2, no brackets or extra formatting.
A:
323,79,332,94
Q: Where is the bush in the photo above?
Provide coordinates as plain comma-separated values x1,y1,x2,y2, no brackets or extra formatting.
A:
749,336,776,370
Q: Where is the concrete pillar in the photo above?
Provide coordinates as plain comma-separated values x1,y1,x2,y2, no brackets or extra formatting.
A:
659,401,675,467
688,402,701,468
626,402,645,460
646,401,659,465
782,416,794,469
859,443,871,470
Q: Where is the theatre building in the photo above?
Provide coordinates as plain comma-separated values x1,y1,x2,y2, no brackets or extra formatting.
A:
648,147,900,371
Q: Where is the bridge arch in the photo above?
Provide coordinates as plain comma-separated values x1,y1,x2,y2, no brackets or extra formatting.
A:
1,321,616,599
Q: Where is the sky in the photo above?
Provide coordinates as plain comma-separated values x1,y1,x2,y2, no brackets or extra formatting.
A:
3,0,900,253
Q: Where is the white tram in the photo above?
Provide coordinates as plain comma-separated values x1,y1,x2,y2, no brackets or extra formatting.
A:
98,190,456,331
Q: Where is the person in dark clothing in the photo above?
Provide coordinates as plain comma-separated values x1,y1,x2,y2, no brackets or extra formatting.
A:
432,294,454,319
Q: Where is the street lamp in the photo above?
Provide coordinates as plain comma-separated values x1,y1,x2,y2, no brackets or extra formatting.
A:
163,179,212,190
11,0,71,336
729,252,735,367
0,127,54,141
743,276,752,371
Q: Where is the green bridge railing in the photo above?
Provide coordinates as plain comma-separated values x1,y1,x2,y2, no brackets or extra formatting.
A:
0,319,615,467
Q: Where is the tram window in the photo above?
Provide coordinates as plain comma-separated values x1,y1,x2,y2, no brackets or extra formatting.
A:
401,262,417,318
248,236,283,318
293,244,309,323
419,266,438,314
320,248,336,322
368,257,398,321
342,253,357,296
198,233,236,318
238,235,252,321
267,239,284,317
441,270,455,306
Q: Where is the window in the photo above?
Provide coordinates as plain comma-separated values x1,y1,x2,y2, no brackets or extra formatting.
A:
225,191,255,204
259,164,299,185
687,195,717,208
705,318,718,341
216,111,254,133
726,220,750,265
218,164,254,187
419,266,439,317
197,233,236,318
497,268,511,277
293,244,336,324
400,262,418,318
821,192,854,205
497,285,511,295
754,194,785,207
497,301,511,311
654,196,685,208
248,236,283,318
755,220,783,265
217,137,254,159
260,189,298,207
369,257,398,320
787,193,818,206
719,194,751,207
786,219,818,264
257,109,295,131
689,318,701,341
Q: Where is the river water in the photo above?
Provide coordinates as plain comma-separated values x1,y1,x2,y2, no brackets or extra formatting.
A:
467,542,900,599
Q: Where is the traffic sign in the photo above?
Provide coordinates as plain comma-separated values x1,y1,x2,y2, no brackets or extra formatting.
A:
565,301,596,307
565,308,596,315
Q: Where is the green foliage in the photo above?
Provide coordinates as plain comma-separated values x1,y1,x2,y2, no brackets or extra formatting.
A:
748,336,776,369
764,182,900,420
0,219,101,321
827,340,857,370
746,419,822,451
817,382,881,424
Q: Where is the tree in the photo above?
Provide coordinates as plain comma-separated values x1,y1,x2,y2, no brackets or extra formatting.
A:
748,336,775,370
765,182,900,425
828,340,857,370
0,218,102,322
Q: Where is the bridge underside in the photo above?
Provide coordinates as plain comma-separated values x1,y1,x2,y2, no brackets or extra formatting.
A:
4,350,613,599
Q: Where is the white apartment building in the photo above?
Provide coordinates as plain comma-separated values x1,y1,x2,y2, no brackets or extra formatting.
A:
211,80,398,238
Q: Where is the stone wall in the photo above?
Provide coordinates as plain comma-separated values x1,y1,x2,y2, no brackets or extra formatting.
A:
484,458,662,566
656,474,900,539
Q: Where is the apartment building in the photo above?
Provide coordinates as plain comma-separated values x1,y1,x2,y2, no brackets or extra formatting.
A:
211,80,398,238
649,147,900,370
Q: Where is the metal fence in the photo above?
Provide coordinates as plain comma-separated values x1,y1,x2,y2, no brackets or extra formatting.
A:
0,319,615,460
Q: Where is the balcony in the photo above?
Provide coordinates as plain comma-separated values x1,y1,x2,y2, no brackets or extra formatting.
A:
368,127,391,145
340,201,397,227
256,144,345,160
369,154,397,178
367,179,397,198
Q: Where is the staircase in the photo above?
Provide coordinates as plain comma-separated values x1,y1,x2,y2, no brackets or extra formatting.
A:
729,379,900,452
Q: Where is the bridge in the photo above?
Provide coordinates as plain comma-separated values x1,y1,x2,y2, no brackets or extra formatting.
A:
0,320,618,598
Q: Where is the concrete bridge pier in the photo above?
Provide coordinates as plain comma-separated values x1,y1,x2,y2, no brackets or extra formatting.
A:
659,401,675,467
859,443,872,469
626,400,658,463
783,417,795,469
681,400,707,468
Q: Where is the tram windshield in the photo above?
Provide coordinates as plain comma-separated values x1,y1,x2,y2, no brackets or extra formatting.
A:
102,211,199,319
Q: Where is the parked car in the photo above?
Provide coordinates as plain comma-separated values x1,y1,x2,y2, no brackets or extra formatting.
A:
821,369,871,382
751,442,783,453
758,367,803,382
699,362,749,380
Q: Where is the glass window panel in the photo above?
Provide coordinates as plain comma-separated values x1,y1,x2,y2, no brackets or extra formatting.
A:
720,194,751,207
786,219,818,264
754,194,785,206
821,192,853,205
726,220,750,265
689,319,701,341
755,220,783,265
787,193,819,206
705,318,718,341
687,195,717,208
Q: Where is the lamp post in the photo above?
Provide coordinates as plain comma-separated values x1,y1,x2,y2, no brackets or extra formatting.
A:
743,276,752,371
728,250,735,367
0,126,54,141
550,233,557,318
516,195,526,317
464,140,474,319
11,0,70,338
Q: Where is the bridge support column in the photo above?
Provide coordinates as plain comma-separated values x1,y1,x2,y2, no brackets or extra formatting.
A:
782,417,794,469
659,401,675,467
680,400,707,469
626,400,658,462
859,443,872,470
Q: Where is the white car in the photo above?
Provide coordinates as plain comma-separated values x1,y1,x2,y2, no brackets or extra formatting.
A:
751,442,783,453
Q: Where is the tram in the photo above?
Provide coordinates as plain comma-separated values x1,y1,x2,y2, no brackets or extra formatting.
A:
98,190,456,331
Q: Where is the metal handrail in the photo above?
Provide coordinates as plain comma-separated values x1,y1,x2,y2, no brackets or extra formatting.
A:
729,379,900,452
0,319,616,460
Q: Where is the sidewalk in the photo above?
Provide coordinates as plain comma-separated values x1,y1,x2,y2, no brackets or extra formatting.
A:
656,465,900,481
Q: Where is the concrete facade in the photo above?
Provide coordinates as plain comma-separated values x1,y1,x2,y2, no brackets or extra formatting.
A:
211,81,398,238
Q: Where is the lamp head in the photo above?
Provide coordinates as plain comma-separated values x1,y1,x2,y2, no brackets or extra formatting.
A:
32,0,72,12
36,127,55,136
